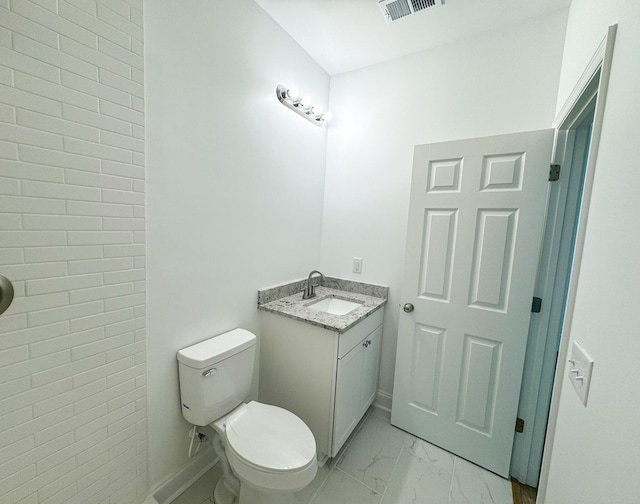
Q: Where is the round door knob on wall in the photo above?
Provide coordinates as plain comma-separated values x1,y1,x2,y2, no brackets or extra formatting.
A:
403,303,414,313
0,274,14,317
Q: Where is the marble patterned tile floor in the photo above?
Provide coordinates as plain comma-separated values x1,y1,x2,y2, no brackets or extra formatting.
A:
172,408,513,504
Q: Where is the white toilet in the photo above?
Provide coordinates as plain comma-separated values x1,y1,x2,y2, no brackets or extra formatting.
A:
177,328,317,504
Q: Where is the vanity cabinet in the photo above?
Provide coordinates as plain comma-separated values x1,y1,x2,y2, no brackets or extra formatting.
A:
332,324,382,455
259,307,384,458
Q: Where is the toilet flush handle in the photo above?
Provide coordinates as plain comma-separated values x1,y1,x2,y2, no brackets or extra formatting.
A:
202,368,217,377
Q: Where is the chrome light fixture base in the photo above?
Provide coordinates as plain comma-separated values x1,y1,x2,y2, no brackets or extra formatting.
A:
276,84,330,127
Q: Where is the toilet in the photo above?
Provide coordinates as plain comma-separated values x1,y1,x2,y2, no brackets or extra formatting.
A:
177,328,317,504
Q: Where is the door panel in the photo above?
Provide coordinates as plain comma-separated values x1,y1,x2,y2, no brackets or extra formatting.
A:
468,208,517,311
391,130,553,477
408,323,445,415
418,209,457,301
456,333,501,435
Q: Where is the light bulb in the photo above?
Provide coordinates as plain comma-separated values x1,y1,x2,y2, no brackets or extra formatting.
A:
312,105,323,115
287,87,299,101
301,95,311,106
323,111,333,121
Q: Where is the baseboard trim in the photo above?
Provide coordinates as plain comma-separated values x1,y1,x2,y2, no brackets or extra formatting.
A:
148,447,218,504
373,389,392,413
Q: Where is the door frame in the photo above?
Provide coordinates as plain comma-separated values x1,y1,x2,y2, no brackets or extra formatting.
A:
510,90,595,487
534,24,617,501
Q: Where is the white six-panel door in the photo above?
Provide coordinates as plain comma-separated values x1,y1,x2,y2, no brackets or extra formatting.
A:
391,130,554,477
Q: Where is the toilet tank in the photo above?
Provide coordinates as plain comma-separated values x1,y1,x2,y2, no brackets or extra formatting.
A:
177,328,256,426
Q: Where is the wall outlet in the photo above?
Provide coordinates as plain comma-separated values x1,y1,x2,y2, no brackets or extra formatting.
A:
352,257,363,274
568,340,594,406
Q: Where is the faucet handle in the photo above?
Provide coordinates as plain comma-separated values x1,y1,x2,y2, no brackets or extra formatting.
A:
302,270,324,299
302,285,315,299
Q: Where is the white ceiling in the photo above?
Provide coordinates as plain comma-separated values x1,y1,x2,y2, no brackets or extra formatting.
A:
254,0,572,76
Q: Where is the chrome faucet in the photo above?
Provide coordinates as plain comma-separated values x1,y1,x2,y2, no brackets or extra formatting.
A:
302,270,325,299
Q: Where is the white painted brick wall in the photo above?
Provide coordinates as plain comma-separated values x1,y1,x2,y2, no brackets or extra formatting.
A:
0,0,147,503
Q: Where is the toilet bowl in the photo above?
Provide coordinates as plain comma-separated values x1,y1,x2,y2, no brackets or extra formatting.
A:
177,329,318,504
212,401,317,503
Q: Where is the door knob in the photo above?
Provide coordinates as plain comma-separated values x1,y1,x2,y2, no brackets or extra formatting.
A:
0,274,14,316
403,303,414,313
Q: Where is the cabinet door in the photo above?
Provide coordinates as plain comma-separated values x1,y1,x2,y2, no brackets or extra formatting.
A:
360,325,382,418
332,342,364,456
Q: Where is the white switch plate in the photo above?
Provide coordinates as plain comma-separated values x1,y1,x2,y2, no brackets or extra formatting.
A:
352,257,363,274
568,340,594,406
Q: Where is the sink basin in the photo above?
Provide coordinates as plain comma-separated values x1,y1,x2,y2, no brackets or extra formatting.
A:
307,297,363,316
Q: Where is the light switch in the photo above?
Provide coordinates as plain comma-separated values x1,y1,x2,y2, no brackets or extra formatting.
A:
352,257,363,274
568,340,594,406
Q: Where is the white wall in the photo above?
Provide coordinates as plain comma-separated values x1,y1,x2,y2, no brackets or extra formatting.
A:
144,0,329,489
0,1,147,503
542,1,640,502
320,10,569,397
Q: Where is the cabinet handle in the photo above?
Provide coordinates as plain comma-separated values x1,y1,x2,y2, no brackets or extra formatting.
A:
363,341,369,348
366,340,371,345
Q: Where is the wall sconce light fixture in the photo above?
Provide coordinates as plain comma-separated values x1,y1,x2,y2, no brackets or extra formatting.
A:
276,84,332,127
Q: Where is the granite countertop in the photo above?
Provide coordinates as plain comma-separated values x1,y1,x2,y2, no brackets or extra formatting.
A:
257,278,387,333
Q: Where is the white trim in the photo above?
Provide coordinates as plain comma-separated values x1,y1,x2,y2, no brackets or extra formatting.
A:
537,23,617,504
553,34,606,129
373,389,392,412
510,120,592,486
148,446,218,504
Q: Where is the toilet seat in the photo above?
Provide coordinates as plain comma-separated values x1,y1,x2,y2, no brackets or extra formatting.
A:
222,401,317,491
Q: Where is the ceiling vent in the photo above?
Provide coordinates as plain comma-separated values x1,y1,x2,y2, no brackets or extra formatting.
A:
378,0,443,22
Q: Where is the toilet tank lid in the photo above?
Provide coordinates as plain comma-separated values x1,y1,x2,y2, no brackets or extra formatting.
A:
177,328,256,369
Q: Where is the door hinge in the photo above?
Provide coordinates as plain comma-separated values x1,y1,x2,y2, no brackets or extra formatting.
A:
549,164,561,181
531,297,542,313
515,418,525,433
